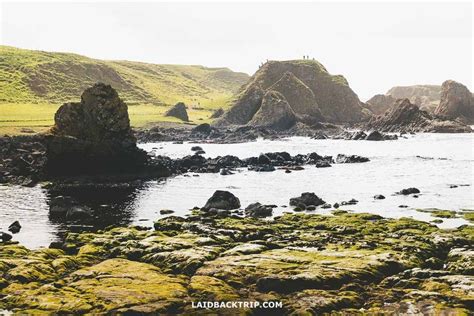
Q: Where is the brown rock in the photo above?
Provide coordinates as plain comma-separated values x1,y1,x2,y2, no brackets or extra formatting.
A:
435,80,474,123
217,60,369,126
248,90,297,130
367,98,471,133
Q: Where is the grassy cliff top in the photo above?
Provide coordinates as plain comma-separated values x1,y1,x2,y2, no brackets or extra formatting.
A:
0,45,249,107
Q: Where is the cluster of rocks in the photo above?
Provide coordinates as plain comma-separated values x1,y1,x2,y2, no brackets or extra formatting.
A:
364,80,473,132
0,209,471,314
135,122,340,144
157,151,369,175
366,99,472,133
0,135,47,186
335,130,398,141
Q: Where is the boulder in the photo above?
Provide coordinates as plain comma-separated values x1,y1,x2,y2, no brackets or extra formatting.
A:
202,190,241,211
398,188,420,195
435,80,474,123
289,192,325,208
164,102,189,122
245,202,273,218
47,83,147,175
8,221,21,234
0,232,12,243
192,123,212,135
248,90,297,130
336,154,369,163
365,130,384,141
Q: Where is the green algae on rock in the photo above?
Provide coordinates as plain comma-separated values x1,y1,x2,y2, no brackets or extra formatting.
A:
0,212,472,314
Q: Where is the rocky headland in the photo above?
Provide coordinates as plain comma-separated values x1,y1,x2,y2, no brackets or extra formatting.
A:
215,60,370,130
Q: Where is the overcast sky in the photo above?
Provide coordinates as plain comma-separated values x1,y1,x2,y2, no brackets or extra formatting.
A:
0,1,472,100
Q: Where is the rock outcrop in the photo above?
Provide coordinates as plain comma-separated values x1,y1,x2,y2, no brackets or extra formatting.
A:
216,60,369,128
387,85,441,112
248,90,297,130
47,83,147,175
164,102,189,121
366,99,471,133
435,80,474,123
1,212,472,314
366,94,396,115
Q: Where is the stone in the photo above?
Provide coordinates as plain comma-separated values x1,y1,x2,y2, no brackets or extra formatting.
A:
202,190,241,211
164,102,189,121
336,154,369,163
398,188,420,195
245,202,273,218
365,130,384,141
1,232,12,242
290,192,325,208
8,221,21,234
374,195,385,200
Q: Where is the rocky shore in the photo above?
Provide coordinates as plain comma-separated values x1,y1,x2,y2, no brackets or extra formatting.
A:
0,209,472,314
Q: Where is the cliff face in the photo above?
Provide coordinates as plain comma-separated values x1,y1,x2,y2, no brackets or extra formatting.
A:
366,99,471,133
387,85,441,112
216,60,368,128
366,94,397,115
435,80,474,124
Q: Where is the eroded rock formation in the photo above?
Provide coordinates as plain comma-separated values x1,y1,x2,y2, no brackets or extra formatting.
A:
435,80,474,123
216,60,369,129
248,90,297,130
47,83,147,175
366,99,471,133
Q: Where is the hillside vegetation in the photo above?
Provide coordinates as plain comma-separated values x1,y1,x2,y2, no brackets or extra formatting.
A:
0,46,249,134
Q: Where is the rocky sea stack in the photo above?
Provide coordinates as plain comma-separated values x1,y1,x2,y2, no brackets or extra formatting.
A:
47,83,147,175
366,98,471,133
435,80,474,124
216,60,369,129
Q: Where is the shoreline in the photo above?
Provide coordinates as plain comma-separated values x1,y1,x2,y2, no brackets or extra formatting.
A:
0,211,472,314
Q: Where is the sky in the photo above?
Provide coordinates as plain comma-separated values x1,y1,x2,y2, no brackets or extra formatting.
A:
0,1,472,100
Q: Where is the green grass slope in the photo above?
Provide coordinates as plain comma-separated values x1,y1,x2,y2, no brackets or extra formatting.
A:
0,45,249,106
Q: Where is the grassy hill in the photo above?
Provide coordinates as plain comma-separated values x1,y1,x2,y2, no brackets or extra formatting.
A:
0,46,249,134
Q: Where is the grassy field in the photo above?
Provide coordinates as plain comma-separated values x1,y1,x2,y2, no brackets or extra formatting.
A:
0,103,215,135
0,46,248,106
0,45,247,135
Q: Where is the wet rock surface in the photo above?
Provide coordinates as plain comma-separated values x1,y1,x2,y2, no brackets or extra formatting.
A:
0,212,472,314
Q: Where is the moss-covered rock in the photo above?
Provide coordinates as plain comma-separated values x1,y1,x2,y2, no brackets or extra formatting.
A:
0,212,471,314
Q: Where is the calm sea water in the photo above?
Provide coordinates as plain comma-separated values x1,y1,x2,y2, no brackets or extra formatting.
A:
1,133,473,248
